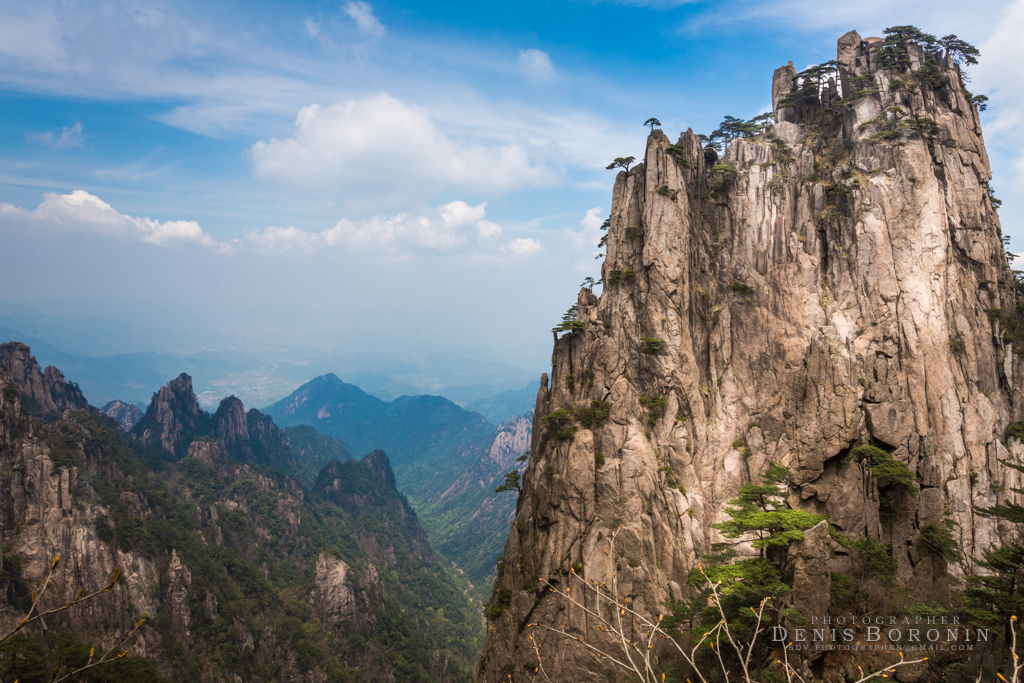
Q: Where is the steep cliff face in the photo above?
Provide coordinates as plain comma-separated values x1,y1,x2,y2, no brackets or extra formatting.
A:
132,373,210,457
477,30,1016,681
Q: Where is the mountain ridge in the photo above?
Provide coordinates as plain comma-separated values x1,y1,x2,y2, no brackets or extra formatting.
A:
0,343,484,682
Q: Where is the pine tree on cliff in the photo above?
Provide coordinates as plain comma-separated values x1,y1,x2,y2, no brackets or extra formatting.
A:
966,453,1024,630
685,463,823,637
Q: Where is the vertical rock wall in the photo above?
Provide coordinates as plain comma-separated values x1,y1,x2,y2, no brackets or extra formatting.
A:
477,30,1018,682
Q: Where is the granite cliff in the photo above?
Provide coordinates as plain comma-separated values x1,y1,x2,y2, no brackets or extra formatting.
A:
477,29,1015,681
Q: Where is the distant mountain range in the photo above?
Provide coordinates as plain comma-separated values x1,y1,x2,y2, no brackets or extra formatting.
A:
0,342,484,681
0,324,539,423
265,374,533,595
0,330,537,598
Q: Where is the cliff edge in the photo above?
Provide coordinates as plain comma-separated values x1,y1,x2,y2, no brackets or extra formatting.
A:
477,29,1014,681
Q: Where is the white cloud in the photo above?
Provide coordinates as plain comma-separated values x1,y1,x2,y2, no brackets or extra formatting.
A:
29,122,84,149
242,200,541,257
506,238,544,255
562,206,606,273
0,190,228,250
304,19,320,38
344,1,385,37
579,206,605,233
0,190,542,259
976,1,1024,136
518,49,554,79
250,93,558,198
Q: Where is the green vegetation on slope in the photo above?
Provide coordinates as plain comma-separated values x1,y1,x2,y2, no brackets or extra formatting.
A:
282,424,353,486
264,375,509,587
3,398,482,682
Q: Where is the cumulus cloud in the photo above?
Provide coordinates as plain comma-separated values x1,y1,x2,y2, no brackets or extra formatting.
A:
518,49,554,78
561,206,606,273
976,2,1024,137
29,122,84,149
243,200,544,257
344,1,385,37
506,238,544,255
0,190,544,259
250,93,557,197
0,190,227,250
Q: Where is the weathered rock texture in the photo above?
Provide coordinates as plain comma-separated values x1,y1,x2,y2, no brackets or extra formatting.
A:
101,399,144,431
132,372,209,457
0,342,89,415
477,30,1016,681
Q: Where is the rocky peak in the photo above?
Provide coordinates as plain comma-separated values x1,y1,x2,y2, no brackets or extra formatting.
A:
100,400,144,432
131,373,210,457
0,342,89,415
212,395,250,459
477,28,1011,682
364,449,397,490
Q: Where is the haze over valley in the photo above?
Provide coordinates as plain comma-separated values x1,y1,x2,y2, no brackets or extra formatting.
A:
2,1,1024,682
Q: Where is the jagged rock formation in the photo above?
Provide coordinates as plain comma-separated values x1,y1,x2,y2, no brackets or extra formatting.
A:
0,342,89,415
211,395,300,473
101,399,144,431
477,30,1014,681
0,347,483,682
132,373,210,457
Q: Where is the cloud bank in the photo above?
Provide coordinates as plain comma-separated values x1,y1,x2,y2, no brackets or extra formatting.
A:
0,190,227,249
0,191,545,259
245,200,543,257
250,93,558,198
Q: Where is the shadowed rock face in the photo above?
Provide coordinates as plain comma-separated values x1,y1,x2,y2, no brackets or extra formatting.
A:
477,30,1017,682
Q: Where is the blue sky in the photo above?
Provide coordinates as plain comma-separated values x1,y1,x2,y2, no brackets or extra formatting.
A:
1,0,1022,381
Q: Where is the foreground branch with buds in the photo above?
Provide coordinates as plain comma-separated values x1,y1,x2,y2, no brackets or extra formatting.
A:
0,555,144,683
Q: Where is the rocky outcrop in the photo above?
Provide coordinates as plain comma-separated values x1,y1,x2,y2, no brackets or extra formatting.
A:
213,395,250,458
132,373,209,457
0,342,89,415
311,552,357,623
101,399,144,431
477,30,1014,682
